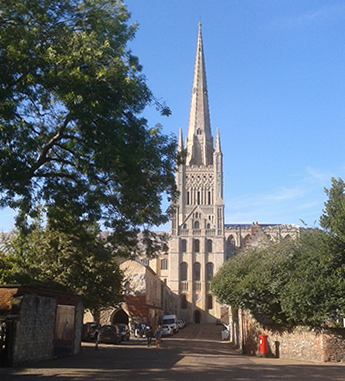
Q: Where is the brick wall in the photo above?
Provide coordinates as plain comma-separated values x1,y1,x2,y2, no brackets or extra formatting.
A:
237,309,345,363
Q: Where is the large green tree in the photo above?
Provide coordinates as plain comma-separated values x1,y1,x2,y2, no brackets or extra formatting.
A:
212,177,345,328
320,177,345,241
0,210,124,314
0,0,178,255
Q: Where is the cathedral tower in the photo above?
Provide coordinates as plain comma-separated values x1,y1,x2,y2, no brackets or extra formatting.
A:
168,23,225,323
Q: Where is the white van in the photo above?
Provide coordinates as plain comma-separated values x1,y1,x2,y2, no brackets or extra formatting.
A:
162,314,178,333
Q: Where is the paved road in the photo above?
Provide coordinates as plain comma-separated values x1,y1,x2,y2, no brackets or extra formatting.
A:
1,324,345,380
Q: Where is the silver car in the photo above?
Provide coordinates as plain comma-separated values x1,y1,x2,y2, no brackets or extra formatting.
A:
161,324,173,337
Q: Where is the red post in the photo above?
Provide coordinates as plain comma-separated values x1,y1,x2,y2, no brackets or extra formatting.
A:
259,334,268,356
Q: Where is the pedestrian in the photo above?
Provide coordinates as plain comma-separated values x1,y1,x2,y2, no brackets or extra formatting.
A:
95,327,100,350
155,325,162,349
145,323,153,347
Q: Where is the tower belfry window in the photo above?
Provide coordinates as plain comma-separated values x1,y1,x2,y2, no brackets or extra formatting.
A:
197,128,202,135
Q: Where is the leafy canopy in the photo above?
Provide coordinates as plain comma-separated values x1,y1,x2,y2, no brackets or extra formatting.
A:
212,178,345,328
0,0,178,255
0,209,124,313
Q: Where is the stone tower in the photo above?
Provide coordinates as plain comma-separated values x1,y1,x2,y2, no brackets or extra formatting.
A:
168,23,225,323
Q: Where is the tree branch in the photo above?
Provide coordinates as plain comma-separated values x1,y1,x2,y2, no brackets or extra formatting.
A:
31,114,72,174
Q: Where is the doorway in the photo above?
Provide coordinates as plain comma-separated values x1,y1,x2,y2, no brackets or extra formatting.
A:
112,309,129,325
194,310,201,324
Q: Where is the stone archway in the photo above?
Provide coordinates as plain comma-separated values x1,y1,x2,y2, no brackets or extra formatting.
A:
112,308,129,325
194,310,201,324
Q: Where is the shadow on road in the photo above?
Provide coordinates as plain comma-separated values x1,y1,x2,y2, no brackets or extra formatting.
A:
1,324,344,380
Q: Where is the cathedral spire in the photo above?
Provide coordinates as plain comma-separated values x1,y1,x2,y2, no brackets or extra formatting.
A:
186,22,213,166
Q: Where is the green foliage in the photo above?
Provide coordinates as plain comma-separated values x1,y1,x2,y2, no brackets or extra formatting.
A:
0,211,124,313
0,0,177,256
212,226,345,328
320,177,345,241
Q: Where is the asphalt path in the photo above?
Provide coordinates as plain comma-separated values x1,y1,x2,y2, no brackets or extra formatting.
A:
1,323,345,380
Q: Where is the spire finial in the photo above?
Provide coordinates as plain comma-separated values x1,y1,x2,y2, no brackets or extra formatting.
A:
215,127,221,153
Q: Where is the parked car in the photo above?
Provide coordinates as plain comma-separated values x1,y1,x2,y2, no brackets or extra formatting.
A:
81,322,99,342
99,325,121,345
115,324,130,342
162,314,178,334
161,324,174,337
177,320,185,330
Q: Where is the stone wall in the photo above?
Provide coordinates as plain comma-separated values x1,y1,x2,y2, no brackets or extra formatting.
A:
13,294,56,365
237,309,345,363
0,286,83,366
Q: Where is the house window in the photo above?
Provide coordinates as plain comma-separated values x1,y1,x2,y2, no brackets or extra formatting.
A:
206,262,214,281
181,295,187,309
180,262,188,281
193,262,201,281
207,295,213,310
161,259,168,270
194,239,200,253
207,239,212,253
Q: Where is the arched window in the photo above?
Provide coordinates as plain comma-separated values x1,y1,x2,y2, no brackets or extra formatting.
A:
180,262,188,281
194,221,199,229
206,262,214,281
208,191,211,205
194,239,200,253
207,295,213,310
161,259,168,270
197,128,202,135
193,262,201,281
181,294,187,309
207,239,212,253
187,191,190,205
207,223,210,229
181,239,187,252
228,235,236,246
197,191,200,205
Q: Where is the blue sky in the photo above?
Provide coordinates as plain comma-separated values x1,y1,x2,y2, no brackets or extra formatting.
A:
1,0,345,231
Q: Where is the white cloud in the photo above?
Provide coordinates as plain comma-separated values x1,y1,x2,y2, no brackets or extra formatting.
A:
273,3,345,29
225,167,328,225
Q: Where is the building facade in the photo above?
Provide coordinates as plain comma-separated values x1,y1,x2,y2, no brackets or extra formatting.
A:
167,23,225,324
162,23,299,324
85,24,300,327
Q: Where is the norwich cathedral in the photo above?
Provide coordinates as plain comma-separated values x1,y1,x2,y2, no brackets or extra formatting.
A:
86,23,299,327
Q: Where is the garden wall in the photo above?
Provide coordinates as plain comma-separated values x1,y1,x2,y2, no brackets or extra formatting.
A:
235,309,345,363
